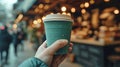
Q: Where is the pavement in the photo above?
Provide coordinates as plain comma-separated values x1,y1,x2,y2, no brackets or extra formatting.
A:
0,41,82,67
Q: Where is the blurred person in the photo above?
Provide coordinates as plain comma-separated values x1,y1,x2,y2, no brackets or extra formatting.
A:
19,39,73,67
18,28,26,51
0,25,13,65
12,28,25,56
32,31,43,51
31,27,44,51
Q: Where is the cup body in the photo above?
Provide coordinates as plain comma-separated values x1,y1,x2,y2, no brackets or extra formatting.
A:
43,14,73,54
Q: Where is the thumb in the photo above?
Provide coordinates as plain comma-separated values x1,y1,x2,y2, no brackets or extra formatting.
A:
45,39,68,55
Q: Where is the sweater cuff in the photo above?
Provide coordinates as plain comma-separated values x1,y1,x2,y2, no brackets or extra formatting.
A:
33,57,48,67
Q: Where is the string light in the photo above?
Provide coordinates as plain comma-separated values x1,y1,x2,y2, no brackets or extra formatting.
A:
42,16,45,20
80,4,84,8
34,8,39,12
71,7,76,13
37,19,42,23
44,5,49,10
84,2,89,8
45,0,50,3
61,6,67,12
114,9,119,14
33,20,38,24
81,9,86,14
104,0,110,2
90,0,95,4
39,4,44,8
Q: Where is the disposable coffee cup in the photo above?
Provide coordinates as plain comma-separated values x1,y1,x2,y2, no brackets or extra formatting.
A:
43,14,73,54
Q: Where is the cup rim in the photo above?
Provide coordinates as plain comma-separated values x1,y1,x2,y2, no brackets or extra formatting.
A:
43,14,73,22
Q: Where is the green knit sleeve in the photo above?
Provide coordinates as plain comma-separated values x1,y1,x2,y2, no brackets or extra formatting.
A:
18,57,48,67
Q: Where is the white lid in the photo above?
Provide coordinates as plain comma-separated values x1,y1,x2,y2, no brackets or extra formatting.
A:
43,14,73,22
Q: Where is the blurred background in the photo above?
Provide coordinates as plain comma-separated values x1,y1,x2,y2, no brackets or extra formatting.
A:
0,0,120,67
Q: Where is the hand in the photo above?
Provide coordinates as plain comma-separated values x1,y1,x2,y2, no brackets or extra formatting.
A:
34,39,73,67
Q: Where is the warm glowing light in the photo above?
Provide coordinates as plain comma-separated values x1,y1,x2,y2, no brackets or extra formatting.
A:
15,14,23,23
81,9,86,14
82,21,88,26
114,9,119,14
61,6,67,12
18,14,23,19
90,0,95,4
67,13,71,16
13,24,17,29
42,16,45,20
71,7,76,13
44,5,49,10
45,0,50,3
62,12,67,15
80,4,84,8
34,8,39,12
39,4,44,8
84,2,89,8
50,13,54,14
37,19,42,23
100,26,108,31
104,0,110,2
33,20,38,24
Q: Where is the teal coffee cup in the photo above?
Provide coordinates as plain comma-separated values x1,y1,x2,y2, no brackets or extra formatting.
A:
43,14,73,54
